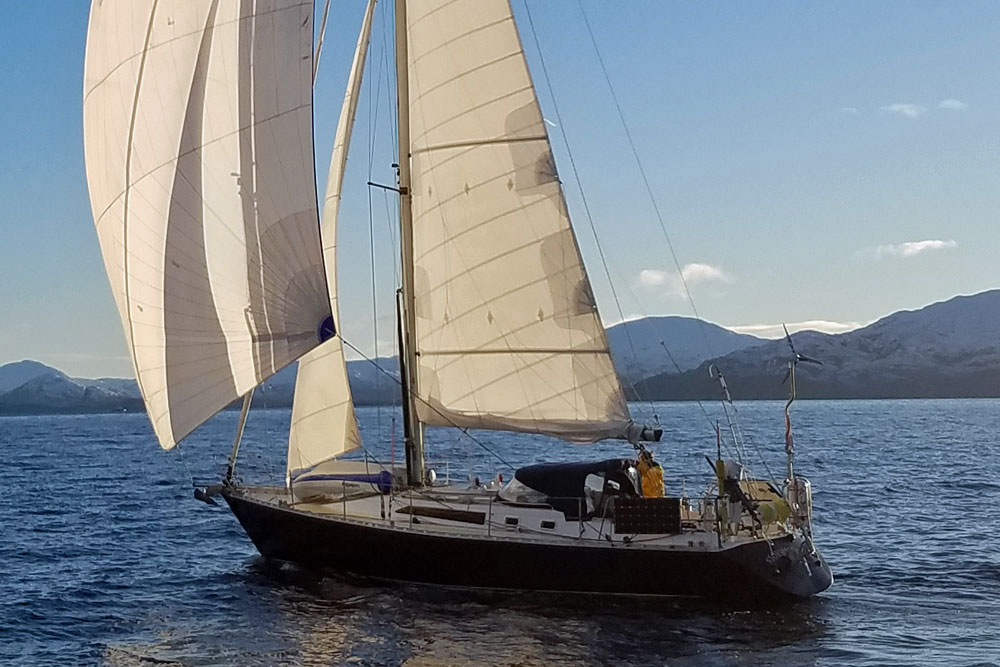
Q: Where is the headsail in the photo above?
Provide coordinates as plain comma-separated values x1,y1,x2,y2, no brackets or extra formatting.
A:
83,1,330,449
403,0,632,442
287,0,378,481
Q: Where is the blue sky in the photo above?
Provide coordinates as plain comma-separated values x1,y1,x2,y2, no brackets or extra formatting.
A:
1,1,999,378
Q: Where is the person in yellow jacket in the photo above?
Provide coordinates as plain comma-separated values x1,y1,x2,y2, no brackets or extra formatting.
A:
636,450,664,498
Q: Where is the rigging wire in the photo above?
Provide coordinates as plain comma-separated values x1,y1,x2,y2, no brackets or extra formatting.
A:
520,1,649,413
367,197,382,432
378,0,402,287
378,0,403,448
565,2,777,481
174,442,198,488
367,2,387,440
313,0,333,84
726,399,780,485
367,8,387,178
383,190,400,285
575,0,717,361
522,2,744,467
259,386,280,486
340,336,516,472
383,0,399,165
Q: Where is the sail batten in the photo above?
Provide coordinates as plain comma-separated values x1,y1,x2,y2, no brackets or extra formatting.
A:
404,0,632,443
414,135,548,154
84,0,329,450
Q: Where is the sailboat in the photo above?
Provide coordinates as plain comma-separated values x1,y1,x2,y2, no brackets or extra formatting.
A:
83,0,832,600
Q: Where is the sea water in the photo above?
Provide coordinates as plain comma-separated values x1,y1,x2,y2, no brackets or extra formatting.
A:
2,399,999,666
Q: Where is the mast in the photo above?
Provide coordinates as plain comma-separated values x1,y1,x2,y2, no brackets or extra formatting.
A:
394,0,425,485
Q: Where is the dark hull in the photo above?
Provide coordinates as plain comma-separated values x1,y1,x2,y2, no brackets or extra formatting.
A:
223,489,832,600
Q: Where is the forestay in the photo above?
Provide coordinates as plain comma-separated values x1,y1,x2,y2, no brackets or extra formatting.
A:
83,0,330,449
287,0,379,482
404,0,632,442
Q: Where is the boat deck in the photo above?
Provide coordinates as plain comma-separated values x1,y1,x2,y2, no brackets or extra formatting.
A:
232,482,789,553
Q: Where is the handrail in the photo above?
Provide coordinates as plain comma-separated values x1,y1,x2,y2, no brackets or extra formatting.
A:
316,489,771,544
339,488,778,541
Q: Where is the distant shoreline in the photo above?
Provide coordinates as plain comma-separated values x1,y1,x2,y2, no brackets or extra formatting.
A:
4,394,998,417
6,289,1000,416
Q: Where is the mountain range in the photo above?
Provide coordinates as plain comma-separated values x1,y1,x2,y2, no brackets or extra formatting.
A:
634,290,1000,400
0,357,402,415
1,290,998,414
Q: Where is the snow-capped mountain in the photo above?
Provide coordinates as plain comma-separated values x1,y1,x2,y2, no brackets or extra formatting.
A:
635,290,1000,400
605,315,763,385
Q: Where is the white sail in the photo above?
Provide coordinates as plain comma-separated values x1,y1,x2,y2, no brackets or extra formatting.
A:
404,0,631,442
287,0,378,481
287,342,360,481
83,0,329,449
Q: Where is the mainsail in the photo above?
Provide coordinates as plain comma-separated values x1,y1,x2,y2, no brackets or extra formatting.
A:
83,0,330,449
287,0,378,481
403,0,632,442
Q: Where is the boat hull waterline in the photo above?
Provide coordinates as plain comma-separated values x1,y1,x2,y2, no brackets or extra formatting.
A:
223,488,833,601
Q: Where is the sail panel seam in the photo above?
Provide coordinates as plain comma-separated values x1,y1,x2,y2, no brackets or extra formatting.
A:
83,2,313,104
412,134,546,154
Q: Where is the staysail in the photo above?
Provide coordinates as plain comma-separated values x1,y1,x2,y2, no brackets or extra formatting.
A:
287,0,378,481
403,0,632,442
83,0,330,449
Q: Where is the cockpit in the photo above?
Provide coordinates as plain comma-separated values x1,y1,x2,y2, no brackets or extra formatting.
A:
496,458,641,519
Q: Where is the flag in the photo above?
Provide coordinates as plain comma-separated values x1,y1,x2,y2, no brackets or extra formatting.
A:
784,413,794,454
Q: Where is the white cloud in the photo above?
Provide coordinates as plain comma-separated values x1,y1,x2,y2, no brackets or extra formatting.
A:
729,320,866,338
856,239,957,259
637,263,731,299
938,98,968,111
344,337,397,361
682,262,729,284
637,269,669,287
881,103,925,119
837,107,860,115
